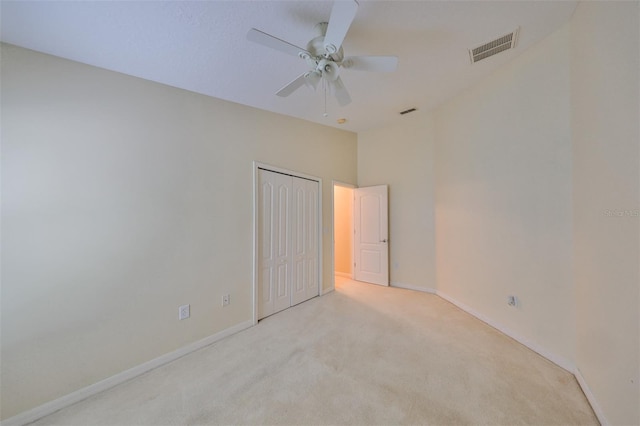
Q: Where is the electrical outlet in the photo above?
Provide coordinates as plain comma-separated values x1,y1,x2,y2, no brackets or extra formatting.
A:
178,304,190,320
222,294,230,306
507,295,517,307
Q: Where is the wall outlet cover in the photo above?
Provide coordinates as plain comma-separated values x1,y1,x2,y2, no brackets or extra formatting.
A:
179,304,190,320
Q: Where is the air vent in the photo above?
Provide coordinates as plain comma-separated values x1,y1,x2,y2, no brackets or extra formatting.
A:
469,28,519,64
400,108,417,115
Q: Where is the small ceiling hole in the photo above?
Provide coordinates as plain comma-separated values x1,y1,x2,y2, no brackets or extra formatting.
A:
400,108,417,115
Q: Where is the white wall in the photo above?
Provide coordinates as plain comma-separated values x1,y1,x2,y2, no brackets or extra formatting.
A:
570,2,640,424
434,26,574,365
358,110,436,291
0,43,357,419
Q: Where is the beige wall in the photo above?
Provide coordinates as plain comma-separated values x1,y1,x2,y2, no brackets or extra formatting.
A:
434,26,574,365
0,43,357,419
333,185,353,276
570,2,640,424
357,5,639,422
358,110,436,290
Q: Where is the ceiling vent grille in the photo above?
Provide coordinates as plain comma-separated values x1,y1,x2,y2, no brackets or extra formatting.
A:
469,28,519,64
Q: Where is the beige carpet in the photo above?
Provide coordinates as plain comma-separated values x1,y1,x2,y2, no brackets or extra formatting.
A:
31,278,598,425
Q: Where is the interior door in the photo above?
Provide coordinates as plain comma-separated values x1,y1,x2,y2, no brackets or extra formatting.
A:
258,169,292,318
354,185,389,286
291,178,319,305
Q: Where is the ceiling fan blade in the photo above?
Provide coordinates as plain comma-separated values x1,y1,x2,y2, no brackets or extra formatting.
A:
323,0,359,54
331,76,352,106
247,28,309,57
342,55,398,72
276,73,308,97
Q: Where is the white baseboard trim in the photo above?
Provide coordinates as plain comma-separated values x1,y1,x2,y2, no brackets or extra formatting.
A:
434,291,609,423
2,320,254,426
321,286,335,295
436,291,575,373
3,294,606,426
334,271,352,279
390,281,437,294
575,368,608,426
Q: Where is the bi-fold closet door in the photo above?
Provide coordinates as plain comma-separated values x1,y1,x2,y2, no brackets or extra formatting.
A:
258,168,319,320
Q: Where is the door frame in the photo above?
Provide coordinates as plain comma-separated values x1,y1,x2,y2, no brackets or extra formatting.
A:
331,181,356,293
252,161,323,325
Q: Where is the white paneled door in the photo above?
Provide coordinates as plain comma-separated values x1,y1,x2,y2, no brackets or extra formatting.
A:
258,168,319,319
354,185,389,286
291,177,319,306
258,170,292,318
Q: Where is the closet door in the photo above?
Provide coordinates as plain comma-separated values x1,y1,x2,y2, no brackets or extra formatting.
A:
291,178,319,306
258,169,292,319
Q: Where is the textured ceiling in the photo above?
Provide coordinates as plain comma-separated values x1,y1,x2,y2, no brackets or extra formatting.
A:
1,1,577,132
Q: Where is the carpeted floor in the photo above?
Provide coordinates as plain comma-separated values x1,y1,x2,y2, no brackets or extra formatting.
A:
31,277,598,425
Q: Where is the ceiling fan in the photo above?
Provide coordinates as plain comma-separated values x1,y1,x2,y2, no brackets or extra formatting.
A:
246,0,398,108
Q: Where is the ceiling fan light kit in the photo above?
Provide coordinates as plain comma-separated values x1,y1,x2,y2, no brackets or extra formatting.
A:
247,0,398,112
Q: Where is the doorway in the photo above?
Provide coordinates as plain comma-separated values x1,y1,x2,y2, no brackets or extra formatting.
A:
333,182,355,289
333,182,390,291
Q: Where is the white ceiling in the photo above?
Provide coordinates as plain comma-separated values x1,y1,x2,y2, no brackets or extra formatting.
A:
1,0,577,133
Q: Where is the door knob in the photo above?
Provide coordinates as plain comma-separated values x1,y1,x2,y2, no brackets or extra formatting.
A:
380,239,388,243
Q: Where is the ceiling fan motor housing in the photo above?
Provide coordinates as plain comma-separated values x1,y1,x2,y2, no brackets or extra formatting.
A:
304,22,345,66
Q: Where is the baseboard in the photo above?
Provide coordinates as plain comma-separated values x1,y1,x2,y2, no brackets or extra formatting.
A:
334,271,352,279
575,368,608,426
390,281,437,294
1,320,254,426
434,291,611,422
3,295,605,426
435,291,575,373
321,286,335,295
